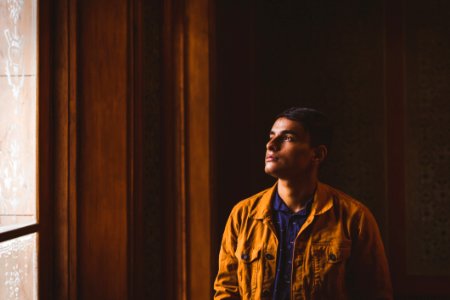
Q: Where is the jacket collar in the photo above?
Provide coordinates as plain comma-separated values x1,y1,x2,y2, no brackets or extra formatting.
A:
251,181,333,220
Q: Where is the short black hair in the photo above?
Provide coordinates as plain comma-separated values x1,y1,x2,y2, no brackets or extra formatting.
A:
277,107,333,150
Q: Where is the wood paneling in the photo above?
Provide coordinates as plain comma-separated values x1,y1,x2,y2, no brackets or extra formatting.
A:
186,0,213,298
162,1,188,299
51,0,156,298
38,0,54,299
52,0,70,298
76,0,129,298
163,0,215,298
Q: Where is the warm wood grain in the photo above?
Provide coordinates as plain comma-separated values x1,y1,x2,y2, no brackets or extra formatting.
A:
163,0,215,299
76,0,130,298
52,0,70,298
68,0,78,297
185,0,214,298
163,0,188,299
38,1,53,299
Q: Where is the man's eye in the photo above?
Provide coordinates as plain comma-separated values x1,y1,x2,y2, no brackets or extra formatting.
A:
283,136,293,141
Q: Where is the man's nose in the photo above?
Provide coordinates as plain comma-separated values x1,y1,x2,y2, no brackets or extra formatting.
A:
266,137,279,151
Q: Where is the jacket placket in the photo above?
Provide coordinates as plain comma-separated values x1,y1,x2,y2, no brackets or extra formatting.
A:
290,213,315,300
262,215,278,298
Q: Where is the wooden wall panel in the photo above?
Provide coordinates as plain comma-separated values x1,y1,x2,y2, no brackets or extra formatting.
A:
162,0,215,299
77,0,129,299
185,0,214,298
51,0,163,298
52,0,70,298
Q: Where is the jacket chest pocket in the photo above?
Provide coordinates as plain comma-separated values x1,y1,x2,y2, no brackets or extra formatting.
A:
235,246,261,298
311,243,351,293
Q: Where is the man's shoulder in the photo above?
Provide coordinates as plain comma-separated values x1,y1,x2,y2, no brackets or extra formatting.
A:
323,183,374,219
228,186,274,219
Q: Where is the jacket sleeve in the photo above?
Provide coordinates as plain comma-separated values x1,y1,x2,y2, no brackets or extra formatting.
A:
214,206,241,300
347,206,393,300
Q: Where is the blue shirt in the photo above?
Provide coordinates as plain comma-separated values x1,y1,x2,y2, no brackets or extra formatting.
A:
272,191,313,300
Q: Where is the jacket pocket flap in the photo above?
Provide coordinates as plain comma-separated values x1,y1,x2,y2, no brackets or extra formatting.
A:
235,247,261,263
326,245,351,264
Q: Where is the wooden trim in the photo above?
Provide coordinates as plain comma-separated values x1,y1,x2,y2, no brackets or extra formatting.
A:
52,0,70,298
208,0,218,287
128,0,144,298
185,0,213,298
68,0,78,298
0,224,40,243
163,0,215,299
38,0,54,299
163,0,188,299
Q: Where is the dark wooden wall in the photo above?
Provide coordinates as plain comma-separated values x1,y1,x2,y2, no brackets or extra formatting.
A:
51,0,165,298
46,0,450,299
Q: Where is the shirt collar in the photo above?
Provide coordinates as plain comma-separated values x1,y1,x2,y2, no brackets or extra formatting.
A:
252,182,333,220
272,189,314,216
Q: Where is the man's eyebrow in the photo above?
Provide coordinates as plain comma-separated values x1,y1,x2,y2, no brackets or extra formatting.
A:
269,130,299,136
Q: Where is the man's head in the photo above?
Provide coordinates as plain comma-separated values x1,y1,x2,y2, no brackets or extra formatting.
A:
264,107,332,180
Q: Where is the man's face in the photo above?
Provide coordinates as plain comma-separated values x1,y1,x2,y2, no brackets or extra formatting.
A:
264,117,317,179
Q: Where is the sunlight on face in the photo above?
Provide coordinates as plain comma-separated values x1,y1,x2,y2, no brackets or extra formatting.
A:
264,118,316,180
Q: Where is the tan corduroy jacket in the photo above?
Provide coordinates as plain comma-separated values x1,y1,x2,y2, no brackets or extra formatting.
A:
214,182,392,300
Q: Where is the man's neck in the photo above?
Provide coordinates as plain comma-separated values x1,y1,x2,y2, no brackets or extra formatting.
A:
277,177,317,213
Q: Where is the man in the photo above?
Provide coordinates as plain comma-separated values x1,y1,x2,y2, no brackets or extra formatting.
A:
214,107,392,300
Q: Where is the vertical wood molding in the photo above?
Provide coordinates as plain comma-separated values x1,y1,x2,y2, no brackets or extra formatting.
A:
68,0,78,298
39,0,54,299
128,0,143,298
163,0,214,299
163,0,188,299
185,0,213,298
52,0,70,298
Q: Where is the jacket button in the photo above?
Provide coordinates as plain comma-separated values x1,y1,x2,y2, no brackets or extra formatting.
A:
241,253,249,260
329,253,337,262
262,289,270,297
265,253,274,260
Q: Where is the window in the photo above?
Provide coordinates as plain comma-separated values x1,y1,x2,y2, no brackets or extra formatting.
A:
0,0,39,299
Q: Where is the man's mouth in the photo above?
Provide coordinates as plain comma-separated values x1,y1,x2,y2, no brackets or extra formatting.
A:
265,155,278,162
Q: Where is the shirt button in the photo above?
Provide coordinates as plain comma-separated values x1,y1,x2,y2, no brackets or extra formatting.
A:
265,253,275,260
329,253,337,262
241,253,249,260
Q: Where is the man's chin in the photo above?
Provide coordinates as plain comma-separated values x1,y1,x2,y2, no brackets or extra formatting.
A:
264,167,280,178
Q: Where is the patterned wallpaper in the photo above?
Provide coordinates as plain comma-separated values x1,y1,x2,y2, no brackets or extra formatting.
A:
405,0,450,276
254,0,387,237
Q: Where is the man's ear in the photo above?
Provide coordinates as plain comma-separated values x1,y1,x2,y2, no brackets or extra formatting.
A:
313,145,328,164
